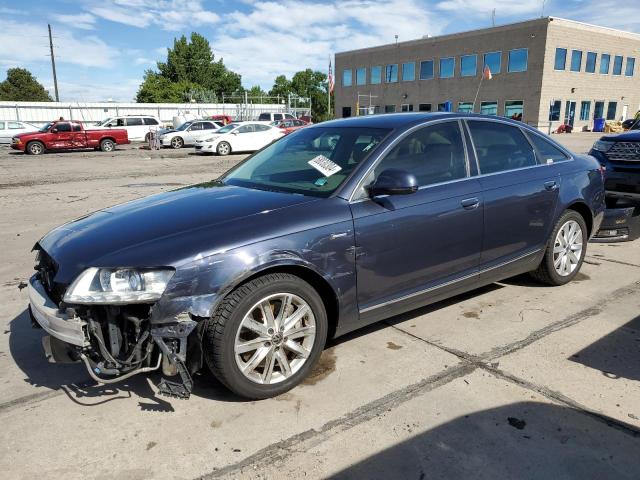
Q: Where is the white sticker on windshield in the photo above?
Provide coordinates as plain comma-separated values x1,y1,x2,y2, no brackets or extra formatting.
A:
308,155,342,177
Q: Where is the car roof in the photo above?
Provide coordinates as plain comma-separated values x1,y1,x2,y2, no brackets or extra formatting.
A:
316,112,532,131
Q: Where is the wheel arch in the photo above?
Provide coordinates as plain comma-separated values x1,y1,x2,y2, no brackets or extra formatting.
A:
219,263,340,340
100,136,116,144
565,201,594,237
26,139,45,153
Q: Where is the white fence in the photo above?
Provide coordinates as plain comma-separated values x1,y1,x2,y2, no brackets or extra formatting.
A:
0,101,295,126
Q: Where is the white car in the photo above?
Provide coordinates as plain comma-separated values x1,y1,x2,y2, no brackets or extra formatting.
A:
257,112,297,122
194,122,285,155
95,115,161,142
0,121,39,144
160,120,223,149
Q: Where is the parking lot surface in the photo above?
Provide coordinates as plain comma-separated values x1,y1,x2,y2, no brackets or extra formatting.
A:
0,136,638,479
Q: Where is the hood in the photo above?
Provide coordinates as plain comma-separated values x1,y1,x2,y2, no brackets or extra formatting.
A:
39,182,320,283
601,131,640,142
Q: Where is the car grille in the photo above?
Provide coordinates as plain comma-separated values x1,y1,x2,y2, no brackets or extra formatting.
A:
36,249,66,305
607,142,640,162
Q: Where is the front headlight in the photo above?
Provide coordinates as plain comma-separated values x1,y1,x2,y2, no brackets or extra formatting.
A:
592,140,614,152
203,137,217,142
63,267,174,304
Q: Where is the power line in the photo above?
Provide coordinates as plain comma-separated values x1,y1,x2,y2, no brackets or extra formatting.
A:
48,24,59,101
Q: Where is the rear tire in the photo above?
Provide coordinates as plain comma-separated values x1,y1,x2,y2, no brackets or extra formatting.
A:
100,139,115,152
27,141,44,155
203,273,328,399
530,210,588,286
216,141,231,156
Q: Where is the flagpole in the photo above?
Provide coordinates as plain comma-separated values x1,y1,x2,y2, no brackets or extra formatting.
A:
473,74,484,112
328,56,332,119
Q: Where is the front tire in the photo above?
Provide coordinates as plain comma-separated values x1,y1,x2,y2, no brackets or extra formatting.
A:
203,273,328,399
216,141,231,156
100,139,115,152
170,136,183,149
27,141,44,155
530,210,588,286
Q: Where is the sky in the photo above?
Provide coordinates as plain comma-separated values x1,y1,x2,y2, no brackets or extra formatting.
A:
0,0,638,102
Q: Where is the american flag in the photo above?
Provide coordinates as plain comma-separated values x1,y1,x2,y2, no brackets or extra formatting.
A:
328,59,334,94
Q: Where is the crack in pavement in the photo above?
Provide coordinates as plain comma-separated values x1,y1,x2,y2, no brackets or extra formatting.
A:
201,363,476,479
586,255,640,268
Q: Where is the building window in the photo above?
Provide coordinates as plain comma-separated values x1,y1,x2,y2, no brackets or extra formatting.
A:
371,66,382,84
613,56,623,75
626,57,635,76
419,60,434,80
401,104,414,112
343,69,352,87
606,102,617,120
579,101,591,121
554,48,567,70
385,105,396,113
342,107,351,118
402,62,415,81
458,102,474,113
585,52,597,73
385,64,398,83
570,50,582,72
439,57,455,78
460,55,477,77
600,54,610,74
505,101,523,121
356,67,366,85
437,103,447,112
594,101,605,119
549,100,561,121
483,51,501,74
508,48,528,73
480,101,497,115
418,103,432,112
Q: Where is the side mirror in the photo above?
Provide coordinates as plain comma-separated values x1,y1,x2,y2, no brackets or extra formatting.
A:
367,168,418,197
51,128,58,133
231,131,239,135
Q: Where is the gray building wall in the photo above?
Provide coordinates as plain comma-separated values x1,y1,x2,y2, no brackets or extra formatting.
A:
334,17,640,131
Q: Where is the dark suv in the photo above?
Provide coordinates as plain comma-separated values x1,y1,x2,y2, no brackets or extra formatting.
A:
28,113,605,400
590,124,640,207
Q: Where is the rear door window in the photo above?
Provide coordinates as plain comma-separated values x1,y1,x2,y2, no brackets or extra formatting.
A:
467,121,536,174
190,122,204,131
258,113,271,121
527,133,570,163
71,123,82,132
8,122,23,129
0,122,5,129
374,121,468,187
144,117,159,125
273,114,283,121
126,118,143,126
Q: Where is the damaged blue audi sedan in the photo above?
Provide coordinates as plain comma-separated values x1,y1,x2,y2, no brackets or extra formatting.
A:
28,113,605,399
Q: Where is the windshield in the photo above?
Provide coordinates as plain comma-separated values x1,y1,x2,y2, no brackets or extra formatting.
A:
222,126,390,197
176,121,193,131
39,122,54,132
98,118,112,126
217,123,239,134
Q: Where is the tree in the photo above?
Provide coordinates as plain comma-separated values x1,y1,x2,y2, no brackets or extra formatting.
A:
0,68,52,102
136,33,241,103
247,85,267,99
268,75,292,100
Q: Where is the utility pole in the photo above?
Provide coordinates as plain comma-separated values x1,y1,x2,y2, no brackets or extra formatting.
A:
48,24,59,102
541,0,546,17
491,9,496,27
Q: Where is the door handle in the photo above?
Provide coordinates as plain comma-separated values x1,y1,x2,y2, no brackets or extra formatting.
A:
544,181,559,191
461,197,480,210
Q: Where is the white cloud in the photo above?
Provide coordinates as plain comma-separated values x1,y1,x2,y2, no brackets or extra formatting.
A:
87,0,219,31
435,0,542,16
0,20,119,68
53,78,141,102
213,0,442,89
51,13,96,30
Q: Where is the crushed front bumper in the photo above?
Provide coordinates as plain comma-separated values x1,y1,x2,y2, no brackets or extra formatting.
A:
28,275,89,347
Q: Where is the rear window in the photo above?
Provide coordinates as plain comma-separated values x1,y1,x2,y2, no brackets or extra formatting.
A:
467,121,537,174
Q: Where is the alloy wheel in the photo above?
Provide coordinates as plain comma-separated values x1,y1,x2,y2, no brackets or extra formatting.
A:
234,293,316,385
171,137,183,148
553,220,583,276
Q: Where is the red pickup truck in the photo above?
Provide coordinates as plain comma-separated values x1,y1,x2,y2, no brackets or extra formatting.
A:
11,120,129,155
